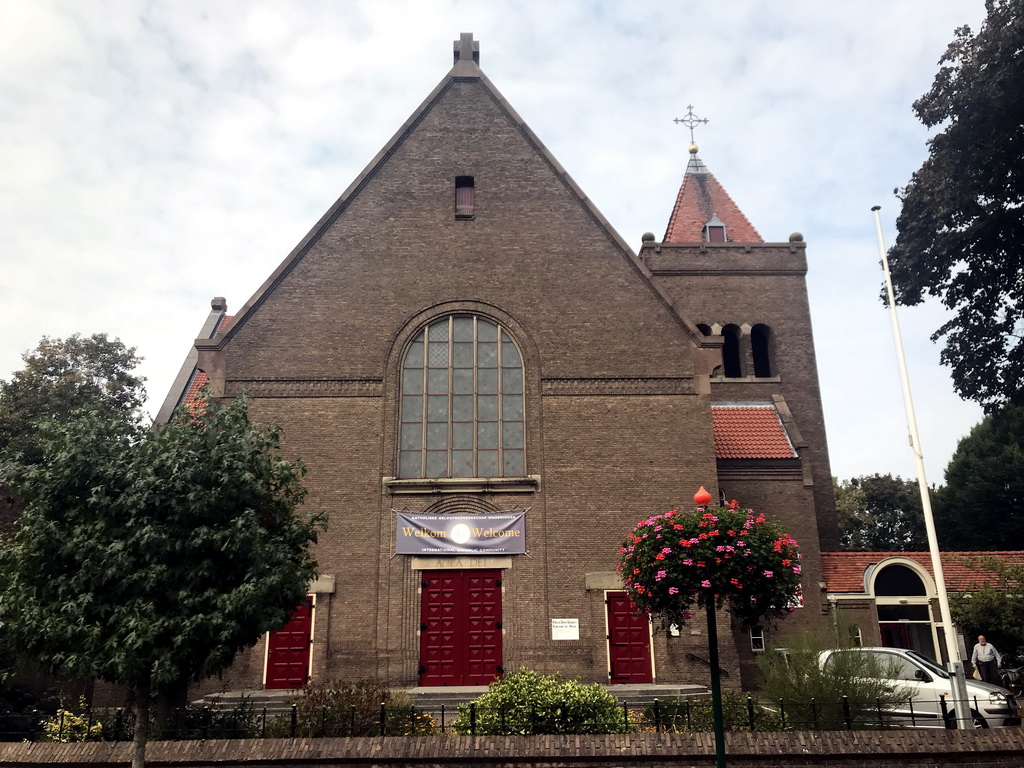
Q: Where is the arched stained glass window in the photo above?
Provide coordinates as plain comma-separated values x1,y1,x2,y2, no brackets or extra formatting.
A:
399,316,525,478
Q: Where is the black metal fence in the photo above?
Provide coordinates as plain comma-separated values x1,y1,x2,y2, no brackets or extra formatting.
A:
0,693,1010,742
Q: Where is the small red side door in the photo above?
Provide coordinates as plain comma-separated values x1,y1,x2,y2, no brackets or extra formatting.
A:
266,596,313,690
420,570,503,686
607,591,653,683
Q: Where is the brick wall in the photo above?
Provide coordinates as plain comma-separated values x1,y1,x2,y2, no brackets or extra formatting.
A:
4,730,1023,767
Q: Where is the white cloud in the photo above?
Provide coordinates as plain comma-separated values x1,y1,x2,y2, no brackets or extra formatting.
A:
0,0,989,483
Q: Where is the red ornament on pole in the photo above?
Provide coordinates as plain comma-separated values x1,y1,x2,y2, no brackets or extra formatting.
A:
694,486,713,507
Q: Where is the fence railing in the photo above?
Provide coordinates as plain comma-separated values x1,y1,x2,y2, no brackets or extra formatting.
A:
0,693,1009,742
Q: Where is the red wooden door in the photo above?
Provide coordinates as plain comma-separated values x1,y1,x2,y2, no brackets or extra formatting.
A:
607,591,653,683
266,596,313,690
420,570,503,686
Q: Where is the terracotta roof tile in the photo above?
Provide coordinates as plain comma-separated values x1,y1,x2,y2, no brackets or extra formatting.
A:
711,404,796,459
179,370,210,411
216,314,233,335
822,551,1024,593
663,154,763,243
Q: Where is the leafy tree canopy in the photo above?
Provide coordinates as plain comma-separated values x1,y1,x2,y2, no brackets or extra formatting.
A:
0,394,324,767
933,399,1024,550
948,556,1024,659
888,0,1024,408
0,333,145,463
835,474,927,552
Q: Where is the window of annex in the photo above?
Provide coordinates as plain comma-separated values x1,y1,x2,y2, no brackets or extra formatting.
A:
399,315,525,479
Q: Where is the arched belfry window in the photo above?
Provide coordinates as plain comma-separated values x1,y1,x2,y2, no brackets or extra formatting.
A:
399,316,525,479
751,324,773,377
722,324,743,378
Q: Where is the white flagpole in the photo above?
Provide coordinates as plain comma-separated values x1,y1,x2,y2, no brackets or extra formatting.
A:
871,205,972,728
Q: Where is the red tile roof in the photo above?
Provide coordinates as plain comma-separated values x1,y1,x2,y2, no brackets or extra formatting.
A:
663,154,763,243
822,551,1024,593
711,404,796,459
216,314,233,335
180,370,210,409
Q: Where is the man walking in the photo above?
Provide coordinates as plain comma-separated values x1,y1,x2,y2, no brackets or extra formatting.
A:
971,635,1002,685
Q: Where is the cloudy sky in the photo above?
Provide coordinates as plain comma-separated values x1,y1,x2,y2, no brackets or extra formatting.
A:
0,0,989,484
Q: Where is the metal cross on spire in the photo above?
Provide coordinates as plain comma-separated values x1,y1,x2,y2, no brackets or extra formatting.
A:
674,105,708,149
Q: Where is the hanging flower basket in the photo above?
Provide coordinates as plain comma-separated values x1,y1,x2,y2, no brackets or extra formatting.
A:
617,498,801,628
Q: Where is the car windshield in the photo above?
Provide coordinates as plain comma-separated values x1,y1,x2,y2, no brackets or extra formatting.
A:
905,650,949,679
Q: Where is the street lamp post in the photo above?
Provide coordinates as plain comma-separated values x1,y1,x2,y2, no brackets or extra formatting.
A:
871,206,972,728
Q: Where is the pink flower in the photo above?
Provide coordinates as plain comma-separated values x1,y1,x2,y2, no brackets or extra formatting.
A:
793,565,802,575
683,559,693,566
661,547,672,554
655,570,667,581
668,587,679,595
701,580,711,588
764,570,774,578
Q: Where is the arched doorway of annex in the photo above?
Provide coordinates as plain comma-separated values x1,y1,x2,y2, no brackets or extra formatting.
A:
867,557,943,663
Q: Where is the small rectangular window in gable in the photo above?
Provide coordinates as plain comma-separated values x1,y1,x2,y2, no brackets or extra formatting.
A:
455,176,475,218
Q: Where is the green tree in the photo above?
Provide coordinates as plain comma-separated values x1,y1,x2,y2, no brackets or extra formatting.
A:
0,333,145,464
933,400,1024,550
835,474,927,552
888,0,1024,408
948,556,1024,659
0,395,324,768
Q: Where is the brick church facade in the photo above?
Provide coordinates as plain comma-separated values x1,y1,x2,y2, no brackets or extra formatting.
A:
160,34,838,694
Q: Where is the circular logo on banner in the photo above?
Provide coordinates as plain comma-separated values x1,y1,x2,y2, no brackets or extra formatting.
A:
450,523,472,544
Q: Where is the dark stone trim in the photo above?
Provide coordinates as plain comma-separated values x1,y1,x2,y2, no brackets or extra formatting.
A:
224,379,384,398
542,377,696,396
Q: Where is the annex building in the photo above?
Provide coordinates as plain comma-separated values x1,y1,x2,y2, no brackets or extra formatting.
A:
159,34,840,695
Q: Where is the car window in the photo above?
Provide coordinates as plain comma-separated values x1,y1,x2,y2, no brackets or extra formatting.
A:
886,654,923,681
906,650,949,679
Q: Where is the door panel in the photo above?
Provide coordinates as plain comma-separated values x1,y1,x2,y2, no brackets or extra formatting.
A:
607,591,653,684
420,570,502,686
266,596,314,690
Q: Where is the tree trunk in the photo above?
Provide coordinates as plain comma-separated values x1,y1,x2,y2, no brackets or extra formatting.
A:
153,678,188,736
132,678,151,768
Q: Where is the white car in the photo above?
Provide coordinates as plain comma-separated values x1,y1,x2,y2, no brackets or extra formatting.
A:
819,647,1021,729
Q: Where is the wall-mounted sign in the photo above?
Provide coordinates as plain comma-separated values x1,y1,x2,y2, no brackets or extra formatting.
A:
551,618,580,641
396,513,526,555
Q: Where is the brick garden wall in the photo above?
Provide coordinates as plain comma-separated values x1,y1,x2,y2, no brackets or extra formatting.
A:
3,730,1023,767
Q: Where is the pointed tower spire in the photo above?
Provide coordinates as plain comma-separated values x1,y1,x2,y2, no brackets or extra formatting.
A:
663,141,763,244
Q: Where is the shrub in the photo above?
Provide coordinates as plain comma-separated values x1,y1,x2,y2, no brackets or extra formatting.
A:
757,634,911,729
39,698,104,742
151,699,264,740
452,668,629,735
647,693,784,732
289,679,434,737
